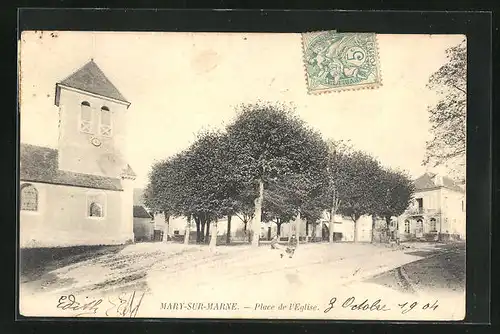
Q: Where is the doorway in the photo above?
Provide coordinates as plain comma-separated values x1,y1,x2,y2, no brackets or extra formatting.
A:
416,219,424,238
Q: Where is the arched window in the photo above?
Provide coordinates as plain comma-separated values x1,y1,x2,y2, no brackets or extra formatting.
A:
87,192,106,218
89,202,103,217
430,218,437,232
99,106,112,136
20,183,38,211
80,101,92,133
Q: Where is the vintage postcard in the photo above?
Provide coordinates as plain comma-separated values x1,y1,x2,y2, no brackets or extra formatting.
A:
18,31,466,321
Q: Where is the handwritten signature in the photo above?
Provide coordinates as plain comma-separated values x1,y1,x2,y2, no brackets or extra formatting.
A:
106,291,145,318
56,291,145,318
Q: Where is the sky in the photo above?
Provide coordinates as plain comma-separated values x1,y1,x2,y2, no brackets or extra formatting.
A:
19,31,464,188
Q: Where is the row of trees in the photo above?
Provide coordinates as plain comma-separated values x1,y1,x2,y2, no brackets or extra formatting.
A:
144,101,415,249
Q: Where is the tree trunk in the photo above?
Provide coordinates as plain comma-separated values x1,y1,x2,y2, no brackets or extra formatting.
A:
385,216,391,242
396,219,400,244
251,179,264,247
195,217,201,243
371,215,376,243
311,222,317,242
209,220,217,251
184,215,191,245
276,221,282,237
164,213,170,242
200,220,206,243
305,219,309,242
294,210,301,246
329,207,335,243
226,215,232,244
267,226,271,240
353,215,360,242
243,220,250,243
205,219,211,244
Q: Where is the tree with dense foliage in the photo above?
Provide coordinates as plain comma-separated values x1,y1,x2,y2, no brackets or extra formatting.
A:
261,184,295,238
145,130,237,246
267,169,327,243
143,153,189,241
231,186,256,243
181,130,238,248
423,38,466,182
334,150,384,242
378,168,415,224
225,101,329,247
371,168,415,242
323,139,353,243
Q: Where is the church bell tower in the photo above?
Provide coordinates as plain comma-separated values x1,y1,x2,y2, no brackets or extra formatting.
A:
54,59,132,179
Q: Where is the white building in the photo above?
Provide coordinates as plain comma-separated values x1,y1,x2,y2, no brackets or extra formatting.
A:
396,172,466,241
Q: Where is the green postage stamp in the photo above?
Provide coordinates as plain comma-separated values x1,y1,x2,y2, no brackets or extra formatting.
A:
302,31,382,94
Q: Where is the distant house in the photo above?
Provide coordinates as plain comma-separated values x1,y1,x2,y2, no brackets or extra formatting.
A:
20,60,136,248
396,172,466,241
133,205,153,242
154,213,247,241
316,214,382,242
132,188,164,241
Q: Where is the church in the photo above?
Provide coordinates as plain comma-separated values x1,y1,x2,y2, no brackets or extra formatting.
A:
19,60,136,248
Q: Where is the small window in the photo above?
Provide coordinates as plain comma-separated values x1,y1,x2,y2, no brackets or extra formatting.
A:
416,198,423,209
87,192,106,218
404,220,410,233
80,101,93,133
430,218,437,232
20,183,38,211
99,106,112,137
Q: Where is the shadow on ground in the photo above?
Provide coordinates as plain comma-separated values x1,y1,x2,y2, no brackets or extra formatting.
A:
19,244,127,283
402,241,465,258
366,242,465,295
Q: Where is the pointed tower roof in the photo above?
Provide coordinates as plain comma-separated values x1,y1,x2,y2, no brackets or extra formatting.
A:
55,59,130,105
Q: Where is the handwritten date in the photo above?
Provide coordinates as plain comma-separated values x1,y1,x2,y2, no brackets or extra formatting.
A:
398,300,439,314
324,297,390,313
324,297,439,314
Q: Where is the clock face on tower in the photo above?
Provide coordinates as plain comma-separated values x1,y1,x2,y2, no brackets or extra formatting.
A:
90,137,102,147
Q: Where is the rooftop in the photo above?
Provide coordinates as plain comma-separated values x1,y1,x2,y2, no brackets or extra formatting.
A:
56,59,129,105
19,143,134,191
414,172,464,193
133,205,152,219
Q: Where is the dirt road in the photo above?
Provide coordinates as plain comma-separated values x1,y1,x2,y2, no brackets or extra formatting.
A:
19,241,465,320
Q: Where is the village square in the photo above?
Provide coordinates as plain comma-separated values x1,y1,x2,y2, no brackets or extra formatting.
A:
18,32,466,319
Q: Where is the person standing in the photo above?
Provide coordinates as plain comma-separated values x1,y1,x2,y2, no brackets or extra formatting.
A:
285,234,298,258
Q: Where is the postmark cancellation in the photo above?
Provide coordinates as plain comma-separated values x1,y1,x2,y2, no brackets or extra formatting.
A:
302,31,382,94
